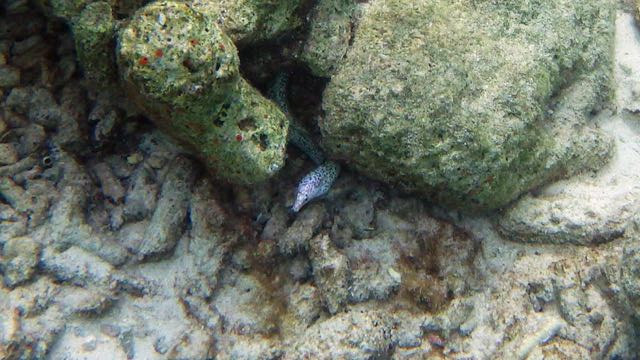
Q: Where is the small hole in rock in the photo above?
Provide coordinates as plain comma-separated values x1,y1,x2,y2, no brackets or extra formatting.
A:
252,133,269,151
213,117,224,127
219,102,231,118
182,58,196,72
237,117,257,131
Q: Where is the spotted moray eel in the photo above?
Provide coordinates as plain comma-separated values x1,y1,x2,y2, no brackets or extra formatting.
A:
268,72,340,212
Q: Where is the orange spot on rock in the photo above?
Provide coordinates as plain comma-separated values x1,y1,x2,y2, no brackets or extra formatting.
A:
154,49,164,58
138,56,149,65
235,134,243,142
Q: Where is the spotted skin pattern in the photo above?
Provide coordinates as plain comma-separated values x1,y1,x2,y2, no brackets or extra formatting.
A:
292,161,340,212
288,121,326,165
268,72,340,212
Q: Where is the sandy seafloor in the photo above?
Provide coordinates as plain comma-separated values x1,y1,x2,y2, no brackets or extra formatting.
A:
2,1,640,359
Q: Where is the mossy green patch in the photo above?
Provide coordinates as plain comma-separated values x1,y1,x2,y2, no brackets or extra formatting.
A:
73,2,118,89
49,0,95,22
45,0,146,21
190,0,307,44
321,0,614,212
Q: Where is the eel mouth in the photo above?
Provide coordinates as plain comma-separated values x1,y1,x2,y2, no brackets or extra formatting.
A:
291,195,307,213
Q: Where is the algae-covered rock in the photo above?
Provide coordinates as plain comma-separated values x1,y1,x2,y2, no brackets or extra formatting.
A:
117,1,288,185
46,0,143,21
48,0,94,22
321,0,615,211
72,2,117,88
299,0,355,77
46,0,133,93
190,0,307,44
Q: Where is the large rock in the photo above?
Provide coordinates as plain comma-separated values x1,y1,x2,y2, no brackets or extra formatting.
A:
117,1,289,185
497,12,640,245
321,0,615,211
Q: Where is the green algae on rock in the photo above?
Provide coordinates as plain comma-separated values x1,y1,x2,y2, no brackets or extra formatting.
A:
190,0,308,44
42,0,133,93
117,1,288,185
321,0,615,212
44,0,144,21
72,2,117,89
299,0,356,77
48,0,94,22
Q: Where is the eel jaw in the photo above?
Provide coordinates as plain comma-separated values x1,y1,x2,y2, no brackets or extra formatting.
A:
292,191,310,213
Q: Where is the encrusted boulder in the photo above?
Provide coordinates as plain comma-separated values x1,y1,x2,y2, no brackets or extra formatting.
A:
117,1,289,185
321,0,615,211
496,11,640,245
43,0,308,184
190,0,308,44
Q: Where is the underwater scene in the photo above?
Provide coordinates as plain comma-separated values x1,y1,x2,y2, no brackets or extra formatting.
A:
1,0,640,358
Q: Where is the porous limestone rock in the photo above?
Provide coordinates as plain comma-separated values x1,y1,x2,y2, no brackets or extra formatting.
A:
497,12,640,245
117,1,289,185
321,0,615,211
